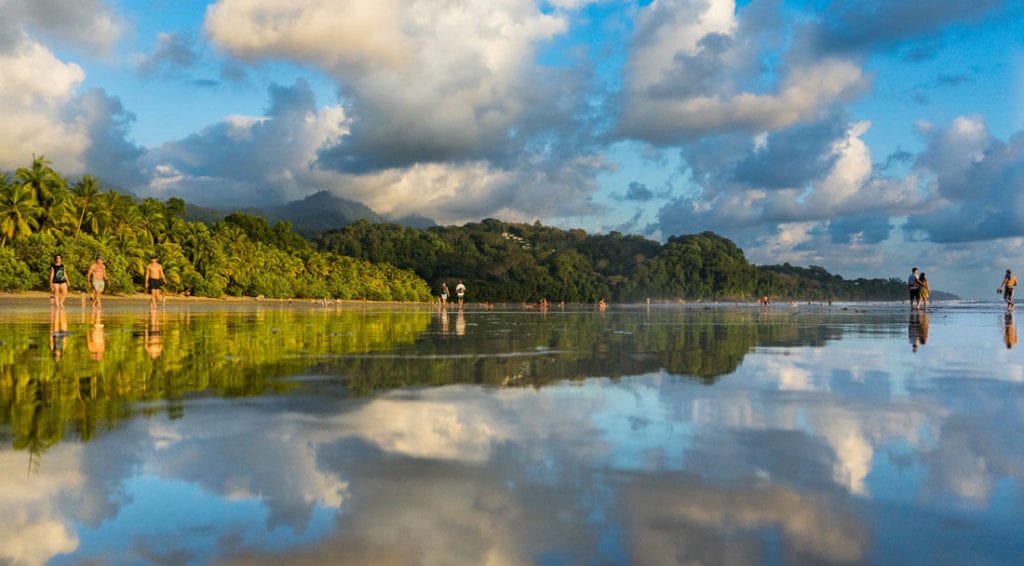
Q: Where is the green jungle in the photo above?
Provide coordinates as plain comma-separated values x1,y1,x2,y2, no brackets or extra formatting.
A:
1,155,939,303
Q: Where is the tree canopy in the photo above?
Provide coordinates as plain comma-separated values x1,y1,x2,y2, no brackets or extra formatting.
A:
0,156,943,303
0,157,432,301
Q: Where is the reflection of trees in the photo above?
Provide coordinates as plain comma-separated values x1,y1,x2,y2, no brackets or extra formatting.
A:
0,308,430,454
1,307,855,453
336,309,845,393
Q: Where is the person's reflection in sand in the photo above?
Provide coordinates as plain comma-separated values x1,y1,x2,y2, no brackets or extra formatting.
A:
87,308,105,361
145,308,163,359
49,307,68,361
1004,312,1018,349
439,308,449,335
908,311,922,353
455,309,466,336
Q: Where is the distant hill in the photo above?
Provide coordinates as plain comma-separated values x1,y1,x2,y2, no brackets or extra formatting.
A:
263,191,386,237
182,191,435,236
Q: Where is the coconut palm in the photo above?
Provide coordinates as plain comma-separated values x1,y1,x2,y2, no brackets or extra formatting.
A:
0,177,42,247
71,175,101,235
16,155,66,232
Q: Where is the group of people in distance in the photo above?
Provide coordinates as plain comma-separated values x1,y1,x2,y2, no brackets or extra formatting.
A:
909,266,1019,310
49,253,169,310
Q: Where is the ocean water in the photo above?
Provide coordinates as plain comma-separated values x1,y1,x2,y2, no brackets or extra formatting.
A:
1,301,1022,565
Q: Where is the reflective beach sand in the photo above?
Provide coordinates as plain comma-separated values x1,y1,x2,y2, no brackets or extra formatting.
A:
2,300,1022,564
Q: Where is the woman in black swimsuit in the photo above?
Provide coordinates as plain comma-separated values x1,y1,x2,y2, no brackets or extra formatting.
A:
50,254,69,309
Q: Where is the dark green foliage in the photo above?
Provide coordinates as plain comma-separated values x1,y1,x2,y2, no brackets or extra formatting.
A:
317,221,931,302
0,158,433,302
0,157,946,303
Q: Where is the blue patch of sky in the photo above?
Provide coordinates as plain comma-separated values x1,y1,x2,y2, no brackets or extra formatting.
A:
70,0,340,148
55,474,336,565
850,5,1024,161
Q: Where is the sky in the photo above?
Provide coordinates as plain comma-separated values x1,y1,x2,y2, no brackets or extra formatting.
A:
1,0,1023,299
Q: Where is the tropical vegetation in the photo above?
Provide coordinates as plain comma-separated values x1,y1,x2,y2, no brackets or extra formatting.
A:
0,155,943,303
316,220,943,302
0,156,432,301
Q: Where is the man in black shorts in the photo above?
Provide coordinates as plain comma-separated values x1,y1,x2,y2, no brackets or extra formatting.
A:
907,267,921,309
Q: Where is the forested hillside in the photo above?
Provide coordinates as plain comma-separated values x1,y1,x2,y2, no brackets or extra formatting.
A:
1,156,945,303
316,219,936,302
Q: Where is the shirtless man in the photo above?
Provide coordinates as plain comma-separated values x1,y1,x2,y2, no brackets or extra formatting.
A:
144,255,167,309
86,256,108,308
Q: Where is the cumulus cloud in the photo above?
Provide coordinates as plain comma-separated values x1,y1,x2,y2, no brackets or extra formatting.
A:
135,31,201,78
0,0,122,54
617,0,869,144
205,0,582,173
0,35,90,171
135,79,606,222
904,116,1024,243
141,80,346,207
656,117,924,237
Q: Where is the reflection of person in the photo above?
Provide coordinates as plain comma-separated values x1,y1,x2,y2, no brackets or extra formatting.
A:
49,307,68,361
144,255,167,309
86,256,108,309
87,309,105,360
1004,313,1018,349
439,308,449,334
907,267,920,309
455,281,466,308
918,273,930,310
455,309,466,336
998,269,1018,310
50,254,69,309
908,311,924,352
145,308,163,359
439,282,449,308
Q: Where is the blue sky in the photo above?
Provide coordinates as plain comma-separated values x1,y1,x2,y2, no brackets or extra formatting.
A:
1,0,1023,298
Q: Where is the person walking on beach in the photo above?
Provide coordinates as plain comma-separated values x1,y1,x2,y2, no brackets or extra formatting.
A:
439,282,449,308
907,267,921,309
49,254,69,309
455,281,466,308
86,256,108,309
144,255,167,309
918,272,930,310
999,269,1018,310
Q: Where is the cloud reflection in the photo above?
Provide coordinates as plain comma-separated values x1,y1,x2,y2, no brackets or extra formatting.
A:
3,309,1024,564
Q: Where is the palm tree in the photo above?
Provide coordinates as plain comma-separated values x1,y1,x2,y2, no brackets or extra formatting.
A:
0,177,42,247
137,198,167,244
71,175,101,235
16,155,66,232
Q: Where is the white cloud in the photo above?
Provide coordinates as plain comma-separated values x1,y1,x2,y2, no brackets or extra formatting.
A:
206,0,569,173
0,0,122,54
0,35,89,171
619,0,869,143
0,448,84,565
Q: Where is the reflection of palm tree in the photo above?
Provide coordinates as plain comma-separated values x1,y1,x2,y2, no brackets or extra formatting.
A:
0,180,41,247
